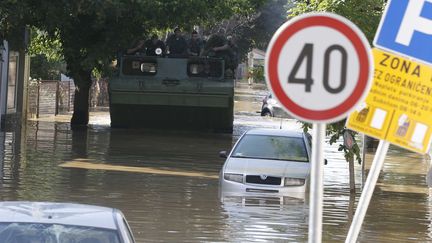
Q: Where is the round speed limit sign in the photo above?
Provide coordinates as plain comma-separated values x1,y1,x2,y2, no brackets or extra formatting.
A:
265,13,373,123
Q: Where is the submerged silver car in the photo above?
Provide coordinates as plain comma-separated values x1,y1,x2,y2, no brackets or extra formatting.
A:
261,94,291,118
0,201,135,243
219,128,312,199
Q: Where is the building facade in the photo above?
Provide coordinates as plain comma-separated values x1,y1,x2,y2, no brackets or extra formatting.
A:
0,40,30,130
247,48,265,84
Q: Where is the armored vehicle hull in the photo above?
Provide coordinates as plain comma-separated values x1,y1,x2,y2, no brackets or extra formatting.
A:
109,55,234,132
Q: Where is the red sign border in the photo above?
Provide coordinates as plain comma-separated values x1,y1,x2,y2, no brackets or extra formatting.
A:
266,14,371,122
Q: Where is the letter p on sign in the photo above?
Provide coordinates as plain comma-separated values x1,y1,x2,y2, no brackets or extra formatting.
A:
375,0,432,65
396,0,432,46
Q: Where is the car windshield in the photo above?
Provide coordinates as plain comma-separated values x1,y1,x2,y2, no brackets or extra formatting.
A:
0,223,121,243
231,134,309,162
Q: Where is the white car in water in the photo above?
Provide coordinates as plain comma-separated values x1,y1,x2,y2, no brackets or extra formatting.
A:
219,128,313,198
260,93,291,118
0,201,135,243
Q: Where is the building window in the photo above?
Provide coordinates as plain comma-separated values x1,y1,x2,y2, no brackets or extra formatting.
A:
7,52,18,111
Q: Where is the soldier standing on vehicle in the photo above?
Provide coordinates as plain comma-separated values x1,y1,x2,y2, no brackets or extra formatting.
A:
226,35,239,73
126,38,146,55
166,27,188,57
187,30,203,56
202,29,227,57
144,34,166,56
204,32,239,74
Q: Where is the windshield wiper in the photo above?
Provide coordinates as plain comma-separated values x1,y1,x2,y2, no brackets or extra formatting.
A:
231,155,257,159
232,155,308,162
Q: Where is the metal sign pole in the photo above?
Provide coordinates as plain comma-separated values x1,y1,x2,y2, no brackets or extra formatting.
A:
309,123,326,243
345,140,390,243
265,14,372,242
362,134,366,188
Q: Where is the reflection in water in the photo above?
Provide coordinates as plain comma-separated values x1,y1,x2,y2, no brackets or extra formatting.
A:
1,123,26,201
0,132,4,181
356,148,432,242
0,103,431,241
60,160,219,179
71,127,89,158
220,195,308,242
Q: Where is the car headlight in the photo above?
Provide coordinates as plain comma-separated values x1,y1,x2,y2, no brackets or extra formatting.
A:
284,178,305,186
224,173,243,183
141,63,157,73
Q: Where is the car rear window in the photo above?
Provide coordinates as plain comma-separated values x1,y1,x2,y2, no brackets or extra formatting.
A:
232,134,309,162
0,223,121,243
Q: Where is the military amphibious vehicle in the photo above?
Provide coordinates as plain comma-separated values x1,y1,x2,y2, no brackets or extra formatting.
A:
109,54,234,132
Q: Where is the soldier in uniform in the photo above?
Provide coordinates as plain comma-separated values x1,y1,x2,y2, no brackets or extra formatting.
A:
166,27,188,57
144,34,166,56
187,30,203,56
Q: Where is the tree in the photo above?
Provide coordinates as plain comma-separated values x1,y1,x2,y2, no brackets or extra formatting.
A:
28,29,65,80
236,0,292,59
289,0,384,42
289,0,386,192
0,1,35,50
3,0,266,127
30,54,66,80
201,0,290,61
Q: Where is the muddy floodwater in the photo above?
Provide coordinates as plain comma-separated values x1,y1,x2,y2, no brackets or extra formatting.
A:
1,84,432,242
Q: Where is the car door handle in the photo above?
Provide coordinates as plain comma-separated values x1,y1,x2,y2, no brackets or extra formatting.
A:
162,79,180,86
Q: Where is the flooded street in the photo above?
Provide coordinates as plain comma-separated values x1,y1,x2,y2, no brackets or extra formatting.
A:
0,84,431,242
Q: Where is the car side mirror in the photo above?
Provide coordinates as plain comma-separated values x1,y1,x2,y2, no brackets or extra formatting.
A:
219,151,227,158
324,159,328,165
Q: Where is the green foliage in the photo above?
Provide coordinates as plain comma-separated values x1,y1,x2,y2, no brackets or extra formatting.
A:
301,121,362,164
4,0,267,80
289,0,386,44
292,0,386,164
28,29,65,80
0,1,28,47
30,54,66,80
251,66,264,83
207,0,289,61
26,0,265,82
28,29,63,61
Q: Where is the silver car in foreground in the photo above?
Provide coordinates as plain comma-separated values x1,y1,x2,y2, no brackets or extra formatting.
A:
0,201,135,243
219,128,312,199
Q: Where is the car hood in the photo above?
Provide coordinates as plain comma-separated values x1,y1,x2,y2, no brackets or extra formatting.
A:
0,201,118,230
224,157,310,178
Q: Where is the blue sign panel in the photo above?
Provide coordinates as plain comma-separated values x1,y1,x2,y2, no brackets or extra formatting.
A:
374,0,432,65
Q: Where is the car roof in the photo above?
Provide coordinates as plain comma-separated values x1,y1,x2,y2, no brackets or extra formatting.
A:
245,128,305,138
0,201,119,230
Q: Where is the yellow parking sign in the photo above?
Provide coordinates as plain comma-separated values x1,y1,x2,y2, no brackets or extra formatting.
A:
347,48,432,153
